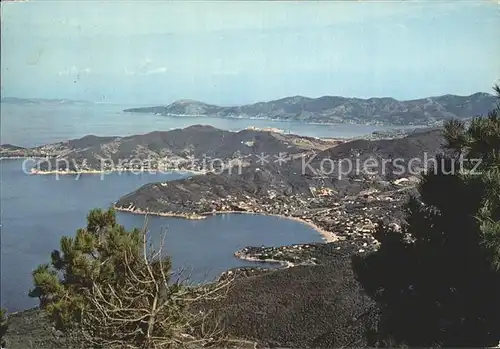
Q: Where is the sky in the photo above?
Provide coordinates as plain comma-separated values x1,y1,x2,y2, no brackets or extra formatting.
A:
1,1,499,105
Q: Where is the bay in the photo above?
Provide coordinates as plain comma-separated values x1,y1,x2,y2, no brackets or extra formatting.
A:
0,159,324,312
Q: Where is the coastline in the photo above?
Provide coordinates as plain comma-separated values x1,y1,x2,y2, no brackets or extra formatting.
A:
113,205,207,220
135,112,429,128
29,168,206,176
113,205,339,243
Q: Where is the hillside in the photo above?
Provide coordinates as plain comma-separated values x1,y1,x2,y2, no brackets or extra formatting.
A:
6,125,334,173
3,246,376,349
115,128,444,216
123,92,496,125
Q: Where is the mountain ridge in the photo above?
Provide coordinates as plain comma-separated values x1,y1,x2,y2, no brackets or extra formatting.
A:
3,125,335,172
123,92,496,126
114,127,444,217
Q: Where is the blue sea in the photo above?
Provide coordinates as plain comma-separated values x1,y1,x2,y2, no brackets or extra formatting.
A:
0,102,404,311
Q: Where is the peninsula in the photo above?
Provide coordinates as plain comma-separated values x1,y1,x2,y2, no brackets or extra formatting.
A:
112,127,444,250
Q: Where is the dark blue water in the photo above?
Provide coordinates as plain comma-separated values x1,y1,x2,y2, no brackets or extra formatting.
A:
0,159,324,312
0,102,395,312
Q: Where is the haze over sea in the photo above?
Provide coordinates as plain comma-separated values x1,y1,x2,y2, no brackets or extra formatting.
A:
0,101,411,312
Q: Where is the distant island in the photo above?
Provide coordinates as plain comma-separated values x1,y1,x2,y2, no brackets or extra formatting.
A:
123,92,496,126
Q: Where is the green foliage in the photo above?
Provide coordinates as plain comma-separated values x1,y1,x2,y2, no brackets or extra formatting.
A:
30,207,232,348
353,84,500,347
30,208,148,329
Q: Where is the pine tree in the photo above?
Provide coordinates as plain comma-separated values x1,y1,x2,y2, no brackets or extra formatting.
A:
353,85,500,347
30,208,144,329
30,207,232,348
